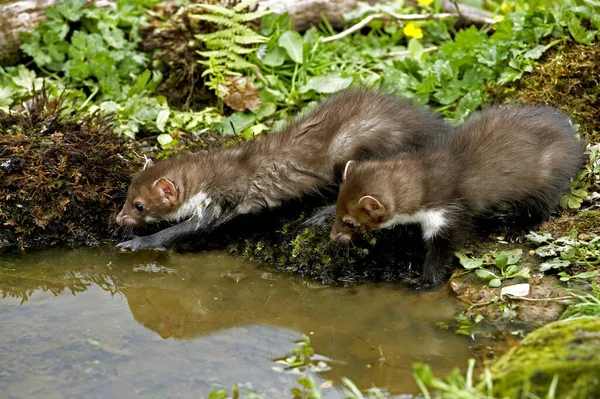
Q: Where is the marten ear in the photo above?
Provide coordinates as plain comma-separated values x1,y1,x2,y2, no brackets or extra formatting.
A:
343,160,355,181
153,178,178,204
143,157,154,170
358,195,385,218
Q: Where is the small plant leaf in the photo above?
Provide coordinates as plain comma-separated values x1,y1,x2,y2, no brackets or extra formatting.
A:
489,278,502,287
278,31,304,63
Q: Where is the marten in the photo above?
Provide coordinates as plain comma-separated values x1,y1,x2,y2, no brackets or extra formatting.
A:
115,88,451,251
330,104,584,286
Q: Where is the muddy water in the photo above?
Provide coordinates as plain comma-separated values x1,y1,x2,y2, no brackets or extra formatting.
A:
0,248,472,398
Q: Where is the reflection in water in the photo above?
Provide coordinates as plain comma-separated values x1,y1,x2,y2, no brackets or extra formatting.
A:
0,248,472,398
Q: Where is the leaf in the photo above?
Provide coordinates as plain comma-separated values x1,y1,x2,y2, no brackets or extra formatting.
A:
503,249,523,265
526,231,553,244
524,45,546,60
455,252,484,270
536,245,557,257
260,44,286,67
157,133,174,146
408,38,425,61
495,253,509,270
497,67,522,85
567,14,596,44
574,271,595,279
156,109,170,132
278,31,304,63
504,265,518,276
218,112,256,135
56,0,85,21
65,59,91,79
299,74,353,94
475,269,497,280
489,278,502,288
539,258,570,272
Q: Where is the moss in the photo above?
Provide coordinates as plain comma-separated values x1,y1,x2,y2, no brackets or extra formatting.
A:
489,317,600,398
491,42,600,142
0,88,141,252
541,210,600,236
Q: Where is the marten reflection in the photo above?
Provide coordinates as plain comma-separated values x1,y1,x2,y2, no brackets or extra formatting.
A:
1,248,471,391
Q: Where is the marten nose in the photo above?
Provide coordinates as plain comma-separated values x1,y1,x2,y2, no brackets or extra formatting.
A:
330,230,351,243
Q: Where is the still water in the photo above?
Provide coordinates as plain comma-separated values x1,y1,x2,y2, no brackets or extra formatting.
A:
0,248,472,398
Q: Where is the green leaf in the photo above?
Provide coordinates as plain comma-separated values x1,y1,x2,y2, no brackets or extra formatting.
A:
567,14,596,44
503,249,523,265
278,31,304,63
260,44,286,67
408,38,425,61
495,253,509,270
489,278,502,288
475,269,497,280
156,109,170,132
574,271,595,279
0,86,14,111
65,59,91,79
455,252,484,270
299,74,353,94
56,0,86,21
157,133,174,146
524,45,546,60
539,258,570,272
497,67,522,85
536,245,557,257
219,112,256,135
526,231,553,244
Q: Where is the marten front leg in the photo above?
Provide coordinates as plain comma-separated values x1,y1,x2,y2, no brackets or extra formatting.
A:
420,225,463,286
117,218,205,251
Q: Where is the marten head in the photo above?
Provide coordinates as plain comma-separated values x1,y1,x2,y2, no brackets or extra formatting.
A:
116,159,182,227
330,160,390,243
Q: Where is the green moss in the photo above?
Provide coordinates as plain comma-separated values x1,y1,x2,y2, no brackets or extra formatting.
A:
489,317,600,398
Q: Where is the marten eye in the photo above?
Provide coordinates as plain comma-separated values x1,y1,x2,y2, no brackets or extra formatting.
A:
134,202,144,212
344,220,357,229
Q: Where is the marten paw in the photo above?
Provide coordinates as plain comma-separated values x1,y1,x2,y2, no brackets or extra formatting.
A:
117,236,167,252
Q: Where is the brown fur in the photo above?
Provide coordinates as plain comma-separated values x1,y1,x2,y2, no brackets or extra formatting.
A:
116,88,451,250
331,104,585,285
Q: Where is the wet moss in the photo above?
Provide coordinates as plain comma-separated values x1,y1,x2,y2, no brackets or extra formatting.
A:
227,203,425,284
489,317,600,398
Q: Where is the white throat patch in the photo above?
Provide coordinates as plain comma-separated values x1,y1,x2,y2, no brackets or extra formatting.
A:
377,209,447,240
166,191,212,222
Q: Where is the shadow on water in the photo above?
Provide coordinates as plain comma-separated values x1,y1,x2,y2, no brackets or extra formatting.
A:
0,248,472,398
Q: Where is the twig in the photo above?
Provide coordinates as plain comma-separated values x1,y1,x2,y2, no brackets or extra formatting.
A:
322,13,459,43
502,294,577,302
383,46,438,58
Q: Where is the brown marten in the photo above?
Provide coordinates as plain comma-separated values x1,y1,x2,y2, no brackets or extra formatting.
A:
330,104,584,286
115,89,451,251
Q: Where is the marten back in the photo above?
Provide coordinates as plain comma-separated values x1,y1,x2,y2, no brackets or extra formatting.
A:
244,88,451,175
453,104,584,214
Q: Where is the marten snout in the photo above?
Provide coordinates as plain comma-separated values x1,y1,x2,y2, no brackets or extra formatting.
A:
330,229,352,244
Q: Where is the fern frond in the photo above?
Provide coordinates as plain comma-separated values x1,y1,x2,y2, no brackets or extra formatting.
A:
190,14,239,28
201,41,257,54
232,0,260,12
195,28,267,44
196,3,236,17
233,9,271,22
199,51,256,71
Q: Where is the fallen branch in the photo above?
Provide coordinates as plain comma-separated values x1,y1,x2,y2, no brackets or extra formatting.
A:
322,12,460,43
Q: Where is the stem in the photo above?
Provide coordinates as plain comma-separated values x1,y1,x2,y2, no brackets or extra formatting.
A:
79,85,99,110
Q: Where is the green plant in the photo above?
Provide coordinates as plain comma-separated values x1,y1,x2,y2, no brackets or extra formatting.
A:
193,0,270,74
561,144,600,209
20,0,159,102
526,229,600,273
456,249,530,287
560,284,600,319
